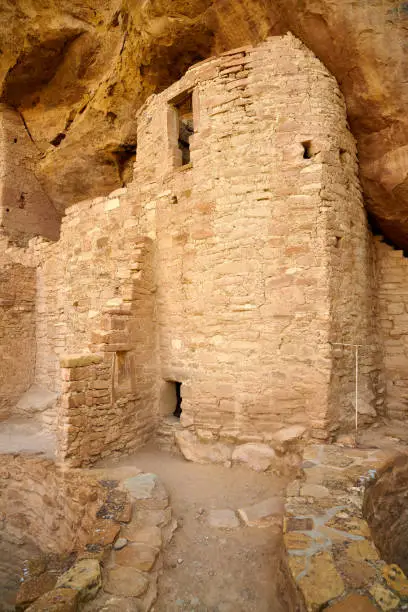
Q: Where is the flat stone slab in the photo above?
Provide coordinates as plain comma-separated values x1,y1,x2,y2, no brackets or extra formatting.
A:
383,564,408,598
60,353,103,368
325,593,379,611
121,524,162,548
237,497,283,527
300,483,330,498
133,507,172,528
99,596,141,612
56,559,101,602
16,572,57,609
232,443,276,472
369,583,400,611
113,537,128,550
115,543,159,571
297,551,345,609
124,473,159,499
104,567,149,597
123,473,168,509
25,588,78,612
207,509,240,529
88,519,121,546
269,425,306,445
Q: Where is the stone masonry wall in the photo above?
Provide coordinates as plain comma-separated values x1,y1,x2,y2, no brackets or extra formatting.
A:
57,351,156,466
376,238,408,420
0,258,36,420
0,453,105,608
0,35,382,464
39,190,155,464
325,147,382,434
0,105,60,243
3,187,157,464
0,454,104,552
131,34,376,443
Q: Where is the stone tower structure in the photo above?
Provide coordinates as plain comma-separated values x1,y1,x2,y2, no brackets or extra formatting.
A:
0,35,389,466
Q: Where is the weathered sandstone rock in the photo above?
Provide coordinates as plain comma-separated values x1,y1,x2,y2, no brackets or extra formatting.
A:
175,430,232,465
296,551,345,609
56,559,101,602
121,525,162,548
0,1,407,248
369,583,400,611
325,593,378,612
114,543,159,571
104,567,149,598
269,425,306,447
113,537,128,551
123,473,169,510
16,572,57,609
232,443,276,472
25,588,79,612
99,597,141,612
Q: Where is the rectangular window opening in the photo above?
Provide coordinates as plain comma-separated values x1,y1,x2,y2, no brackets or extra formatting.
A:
176,93,193,166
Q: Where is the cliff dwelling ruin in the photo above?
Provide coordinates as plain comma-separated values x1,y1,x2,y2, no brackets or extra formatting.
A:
0,22,408,612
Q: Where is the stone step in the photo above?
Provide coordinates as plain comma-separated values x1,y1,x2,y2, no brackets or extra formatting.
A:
155,416,183,454
15,384,58,432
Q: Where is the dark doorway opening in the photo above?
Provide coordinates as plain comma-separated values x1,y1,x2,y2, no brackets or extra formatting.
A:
174,381,182,418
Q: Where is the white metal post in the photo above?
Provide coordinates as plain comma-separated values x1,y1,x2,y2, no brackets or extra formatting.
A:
331,342,368,447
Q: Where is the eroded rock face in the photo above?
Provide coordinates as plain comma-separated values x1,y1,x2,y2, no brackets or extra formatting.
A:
0,0,407,246
363,454,408,575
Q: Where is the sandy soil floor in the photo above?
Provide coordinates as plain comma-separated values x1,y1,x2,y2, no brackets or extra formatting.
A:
97,444,294,612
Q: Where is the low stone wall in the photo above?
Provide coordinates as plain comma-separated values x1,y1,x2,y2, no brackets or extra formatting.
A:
0,454,105,555
57,352,156,467
0,453,175,611
0,453,104,610
283,444,408,611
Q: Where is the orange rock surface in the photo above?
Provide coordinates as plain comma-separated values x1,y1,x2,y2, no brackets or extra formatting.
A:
1,0,407,246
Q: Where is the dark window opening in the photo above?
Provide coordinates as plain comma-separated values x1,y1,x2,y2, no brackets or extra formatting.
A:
50,132,66,147
112,143,137,187
174,381,182,418
176,93,193,165
302,140,313,159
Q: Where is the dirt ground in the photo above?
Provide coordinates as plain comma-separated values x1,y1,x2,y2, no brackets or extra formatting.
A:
98,444,293,612
358,420,408,453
